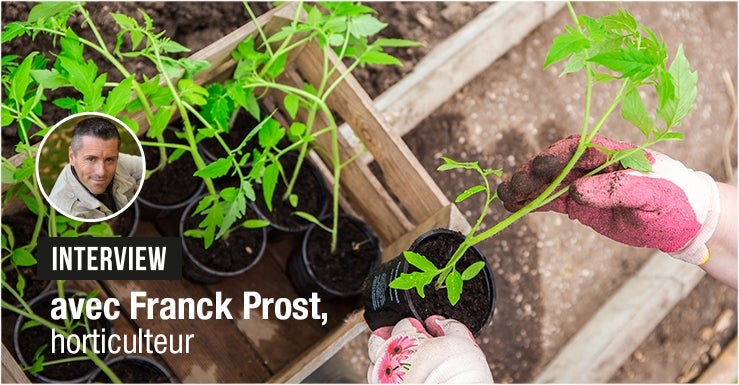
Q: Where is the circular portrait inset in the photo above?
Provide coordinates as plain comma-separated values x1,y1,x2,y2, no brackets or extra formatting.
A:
37,112,145,222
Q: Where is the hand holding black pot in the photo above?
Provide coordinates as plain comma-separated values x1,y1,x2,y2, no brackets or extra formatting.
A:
367,316,493,383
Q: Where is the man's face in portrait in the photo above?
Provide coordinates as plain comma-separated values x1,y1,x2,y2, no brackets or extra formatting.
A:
68,135,119,195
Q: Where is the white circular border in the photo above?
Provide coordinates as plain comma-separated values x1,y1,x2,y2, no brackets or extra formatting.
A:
35,112,146,223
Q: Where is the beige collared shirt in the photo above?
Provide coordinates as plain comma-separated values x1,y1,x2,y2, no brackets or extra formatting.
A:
49,153,143,219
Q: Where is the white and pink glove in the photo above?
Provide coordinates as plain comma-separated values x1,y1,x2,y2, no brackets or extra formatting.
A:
367,316,493,384
497,135,721,265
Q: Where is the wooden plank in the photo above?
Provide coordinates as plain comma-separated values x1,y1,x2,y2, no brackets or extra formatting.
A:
271,66,414,245
291,41,450,226
268,310,368,384
207,238,334,374
696,337,738,384
2,343,29,383
534,252,706,383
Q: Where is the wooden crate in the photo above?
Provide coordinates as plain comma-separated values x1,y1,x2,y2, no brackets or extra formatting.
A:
2,4,470,383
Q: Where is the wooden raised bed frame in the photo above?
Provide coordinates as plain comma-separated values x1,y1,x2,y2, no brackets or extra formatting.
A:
2,4,470,383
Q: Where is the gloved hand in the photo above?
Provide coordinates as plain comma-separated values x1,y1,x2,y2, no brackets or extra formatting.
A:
367,316,493,384
497,135,720,265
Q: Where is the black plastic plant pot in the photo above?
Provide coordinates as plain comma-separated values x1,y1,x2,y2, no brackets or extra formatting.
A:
138,126,205,221
288,214,380,299
252,154,329,238
88,355,176,383
180,195,268,284
363,229,496,337
13,290,114,383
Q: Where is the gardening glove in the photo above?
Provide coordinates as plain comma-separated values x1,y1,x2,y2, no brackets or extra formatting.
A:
367,316,493,384
497,135,721,265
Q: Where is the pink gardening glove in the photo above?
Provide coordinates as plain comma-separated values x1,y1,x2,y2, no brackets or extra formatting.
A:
367,316,493,384
497,135,721,264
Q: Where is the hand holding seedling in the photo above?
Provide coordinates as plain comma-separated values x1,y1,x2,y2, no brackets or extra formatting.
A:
498,135,720,265
390,3,703,306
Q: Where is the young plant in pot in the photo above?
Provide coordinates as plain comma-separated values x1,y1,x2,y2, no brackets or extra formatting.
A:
2,281,118,383
226,2,419,297
364,4,698,336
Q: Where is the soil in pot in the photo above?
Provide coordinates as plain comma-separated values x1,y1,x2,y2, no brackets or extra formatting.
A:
199,110,261,164
364,229,495,336
289,214,380,298
406,230,495,335
14,291,112,383
252,154,328,234
138,127,204,218
89,356,174,383
180,196,267,283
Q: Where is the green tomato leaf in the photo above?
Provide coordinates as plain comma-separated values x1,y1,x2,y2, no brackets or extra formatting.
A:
544,26,589,69
445,270,463,306
402,250,439,273
258,118,285,149
10,53,36,104
461,261,486,281
284,93,300,119
159,38,190,54
31,68,69,90
657,45,697,129
148,106,175,138
178,78,208,106
618,149,652,172
437,157,477,171
349,14,386,38
455,185,485,203
588,47,657,81
103,76,134,116
360,51,402,67
621,88,656,138
193,157,232,179
28,2,76,22
374,38,423,48
389,271,437,298
12,248,37,267
243,219,270,229
262,162,279,212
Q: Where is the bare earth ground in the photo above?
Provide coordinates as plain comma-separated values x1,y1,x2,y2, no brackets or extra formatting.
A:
2,2,737,383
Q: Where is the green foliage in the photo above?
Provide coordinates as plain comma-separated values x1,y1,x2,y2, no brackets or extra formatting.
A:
223,1,419,252
392,3,697,306
391,158,501,306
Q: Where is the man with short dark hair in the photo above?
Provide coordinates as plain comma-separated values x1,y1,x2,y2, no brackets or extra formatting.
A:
49,117,143,219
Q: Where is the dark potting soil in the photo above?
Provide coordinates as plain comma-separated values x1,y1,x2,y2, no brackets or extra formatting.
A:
253,155,326,231
15,294,111,382
91,358,172,383
200,110,262,163
407,231,494,335
182,209,264,273
305,216,378,294
140,129,202,207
